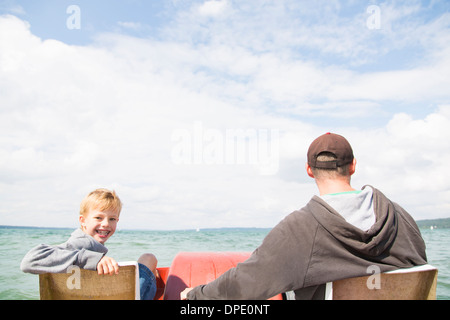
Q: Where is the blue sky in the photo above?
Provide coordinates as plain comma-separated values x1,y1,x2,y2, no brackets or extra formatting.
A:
1,0,450,230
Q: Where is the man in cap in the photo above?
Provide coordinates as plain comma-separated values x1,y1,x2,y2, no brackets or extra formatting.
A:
183,133,427,300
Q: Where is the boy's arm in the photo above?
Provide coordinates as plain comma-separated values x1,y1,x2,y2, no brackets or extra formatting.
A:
20,243,104,274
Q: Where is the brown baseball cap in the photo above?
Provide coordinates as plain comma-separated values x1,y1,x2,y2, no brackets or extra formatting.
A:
307,133,354,169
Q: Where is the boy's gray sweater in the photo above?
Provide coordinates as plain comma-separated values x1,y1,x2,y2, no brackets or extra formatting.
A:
21,229,107,274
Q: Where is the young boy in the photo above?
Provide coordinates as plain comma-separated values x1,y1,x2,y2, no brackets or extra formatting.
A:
21,188,158,300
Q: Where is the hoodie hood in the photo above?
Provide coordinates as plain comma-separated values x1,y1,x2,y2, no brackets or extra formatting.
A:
308,186,398,257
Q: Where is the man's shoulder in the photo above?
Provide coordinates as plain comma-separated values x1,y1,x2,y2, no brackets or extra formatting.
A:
276,200,319,231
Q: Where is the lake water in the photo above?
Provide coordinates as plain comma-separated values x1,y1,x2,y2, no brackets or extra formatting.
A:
0,226,448,300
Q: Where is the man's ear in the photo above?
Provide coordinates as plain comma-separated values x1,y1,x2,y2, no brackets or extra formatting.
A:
306,163,315,178
349,158,357,176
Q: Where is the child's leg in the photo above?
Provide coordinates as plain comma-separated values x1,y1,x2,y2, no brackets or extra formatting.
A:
137,253,158,300
138,253,158,276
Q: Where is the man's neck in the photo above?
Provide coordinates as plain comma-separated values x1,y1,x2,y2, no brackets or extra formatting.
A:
315,178,355,196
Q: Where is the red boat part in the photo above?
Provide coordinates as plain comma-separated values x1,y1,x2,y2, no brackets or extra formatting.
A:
161,252,283,300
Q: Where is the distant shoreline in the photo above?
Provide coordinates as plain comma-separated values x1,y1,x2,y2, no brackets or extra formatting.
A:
0,225,273,232
416,218,450,229
2,217,450,232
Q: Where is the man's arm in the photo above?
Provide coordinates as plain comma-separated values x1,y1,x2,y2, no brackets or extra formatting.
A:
186,212,313,300
181,288,193,300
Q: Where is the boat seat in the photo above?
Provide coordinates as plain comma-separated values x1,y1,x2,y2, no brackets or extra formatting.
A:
39,261,140,300
325,264,438,300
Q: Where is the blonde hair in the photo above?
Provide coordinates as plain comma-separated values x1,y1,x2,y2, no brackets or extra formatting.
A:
79,188,123,217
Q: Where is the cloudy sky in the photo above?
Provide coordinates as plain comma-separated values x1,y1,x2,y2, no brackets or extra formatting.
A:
1,0,449,230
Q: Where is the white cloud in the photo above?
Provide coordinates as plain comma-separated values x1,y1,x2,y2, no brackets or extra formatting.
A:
156,1,450,117
327,60,450,103
0,2,25,15
198,0,229,17
117,21,142,30
0,15,299,229
349,105,450,220
1,1,450,230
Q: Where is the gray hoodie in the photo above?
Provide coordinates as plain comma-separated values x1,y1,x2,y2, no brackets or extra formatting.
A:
21,229,107,274
187,186,427,300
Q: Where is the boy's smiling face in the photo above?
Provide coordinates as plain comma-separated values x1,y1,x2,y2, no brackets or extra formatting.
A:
79,209,119,244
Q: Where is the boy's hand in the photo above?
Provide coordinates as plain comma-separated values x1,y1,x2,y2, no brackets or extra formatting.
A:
97,256,119,275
